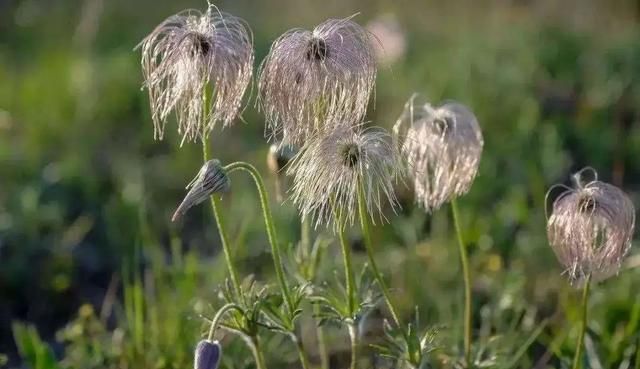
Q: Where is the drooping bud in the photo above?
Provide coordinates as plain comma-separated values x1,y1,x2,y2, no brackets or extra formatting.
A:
172,159,230,221
194,340,222,369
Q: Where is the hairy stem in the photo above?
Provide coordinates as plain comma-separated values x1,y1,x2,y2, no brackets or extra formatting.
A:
202,138,242,299
293,335,311,369
314,302,330,369
451,199,472,368
356,178,401,326
224,161,293,313
348,323,358,369
572,274,592,369
337,215,358,369
224,161,312,368
207,303,243,341
251,336,268,369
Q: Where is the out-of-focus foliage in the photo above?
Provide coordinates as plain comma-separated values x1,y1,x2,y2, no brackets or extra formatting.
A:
2,0,640,368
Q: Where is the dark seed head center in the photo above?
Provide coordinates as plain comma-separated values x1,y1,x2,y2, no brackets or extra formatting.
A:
341,143,361,168
579,196,597,213
433,117,450,137
190,33,211,57
306,37,329,61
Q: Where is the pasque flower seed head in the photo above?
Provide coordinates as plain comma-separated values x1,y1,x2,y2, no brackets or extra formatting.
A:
287,126,400,229
394,95,483,212
258,16,376,144
139,4,253,143
546,168,635,284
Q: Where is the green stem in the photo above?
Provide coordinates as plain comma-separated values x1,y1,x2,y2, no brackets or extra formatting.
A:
572,274,592,369
224,161,294,314
338,224,356,317
202,138,242,299
348,323,358,369
314,302,330,369
293,335,311,369
451,199,472,368
207,303,243,341
356,178,401,327
251,336,268,369
337,219,358,369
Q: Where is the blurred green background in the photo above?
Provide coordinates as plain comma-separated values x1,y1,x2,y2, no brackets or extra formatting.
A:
2,0,640,368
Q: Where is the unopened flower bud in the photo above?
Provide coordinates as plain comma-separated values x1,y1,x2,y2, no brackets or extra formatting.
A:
194,340,221,369
172,160,230,221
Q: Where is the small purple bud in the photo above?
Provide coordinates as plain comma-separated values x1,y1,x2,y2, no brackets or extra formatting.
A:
194,340,222,369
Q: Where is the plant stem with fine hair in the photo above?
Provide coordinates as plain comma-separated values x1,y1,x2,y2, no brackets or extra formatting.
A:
224,161,293,313
451,198,472,368
337,214,357,369
572,274,592,369
356,178,401,327
202,138,242,299
224,161,311,369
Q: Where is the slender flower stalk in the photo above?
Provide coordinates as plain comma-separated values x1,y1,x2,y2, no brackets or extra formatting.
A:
224,161,311,369
138,3,253,143
337,208,358,369
258,16,376,144
394,95,484,366
224,161,293,312
356,178,401,327
450,199,471,366
201,139,242,300
572,274,591,369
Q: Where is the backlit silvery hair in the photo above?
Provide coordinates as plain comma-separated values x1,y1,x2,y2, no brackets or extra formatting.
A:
258,16,376,145
138,4,253,144
287,126,400,229
394,95,483,212
546,168,635,284
172,159,230,221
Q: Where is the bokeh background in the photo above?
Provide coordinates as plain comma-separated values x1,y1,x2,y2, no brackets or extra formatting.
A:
2,0,640,367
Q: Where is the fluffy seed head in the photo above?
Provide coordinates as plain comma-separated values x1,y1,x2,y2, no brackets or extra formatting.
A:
138,4,253,143
258,16,376,145
394,95,483,212
172,159,230,221
194,340,222,369
287,126,400,229
546,168,635,284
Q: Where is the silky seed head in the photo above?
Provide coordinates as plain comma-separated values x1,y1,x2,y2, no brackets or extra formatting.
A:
138,5,254,144
546,171,635,284
287,126,401,230
394,96,483,212
172,159,230,221
258,16,377,145
194,340,222,369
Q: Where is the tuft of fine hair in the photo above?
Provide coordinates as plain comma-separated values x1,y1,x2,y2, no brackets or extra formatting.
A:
258,16,376,145
287,126,400,230
172,159,230,221
394,95,483,212
546,168,635,284
138,4,254,144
